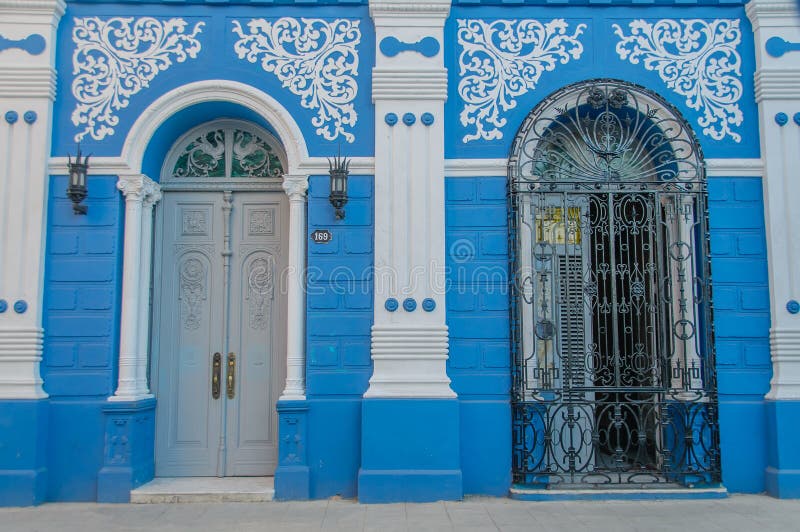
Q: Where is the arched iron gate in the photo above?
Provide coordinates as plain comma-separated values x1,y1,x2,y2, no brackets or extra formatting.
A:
508,80,720,488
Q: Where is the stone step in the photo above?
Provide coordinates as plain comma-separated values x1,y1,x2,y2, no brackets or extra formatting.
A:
131,477,275,503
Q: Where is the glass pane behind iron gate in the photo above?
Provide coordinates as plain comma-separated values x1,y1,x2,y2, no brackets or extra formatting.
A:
508,80,720,488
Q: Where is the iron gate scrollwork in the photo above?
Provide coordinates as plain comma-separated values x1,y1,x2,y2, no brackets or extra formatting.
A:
508,80,720,488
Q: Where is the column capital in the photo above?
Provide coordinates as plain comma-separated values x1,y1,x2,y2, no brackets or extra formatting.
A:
282,174,309,201
117,174,157,201
369,0,451,20
143,182,163,207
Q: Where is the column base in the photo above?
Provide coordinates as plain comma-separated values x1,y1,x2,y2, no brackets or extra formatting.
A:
96,398,156,503
274,400,310,500
358,398,463,503
0,399,48,506
766,399,800,498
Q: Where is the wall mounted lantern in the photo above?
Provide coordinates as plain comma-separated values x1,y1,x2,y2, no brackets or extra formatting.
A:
67,146,90,215
328,152,350,220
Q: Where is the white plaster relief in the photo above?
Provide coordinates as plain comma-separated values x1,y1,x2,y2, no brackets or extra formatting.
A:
71,16,204,142
456,18,586,143
232,18,361,143
613,19,744,142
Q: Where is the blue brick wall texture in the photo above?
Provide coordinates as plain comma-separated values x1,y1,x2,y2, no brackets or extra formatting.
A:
43,175,123,398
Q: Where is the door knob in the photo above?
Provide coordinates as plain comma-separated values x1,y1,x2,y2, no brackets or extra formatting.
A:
227,353,236,399
211,352,221,400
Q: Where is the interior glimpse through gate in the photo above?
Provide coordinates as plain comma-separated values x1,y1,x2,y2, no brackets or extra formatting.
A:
508,80,720,488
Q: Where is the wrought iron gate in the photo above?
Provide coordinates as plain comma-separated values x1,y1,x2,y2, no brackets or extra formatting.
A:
508,80,720,487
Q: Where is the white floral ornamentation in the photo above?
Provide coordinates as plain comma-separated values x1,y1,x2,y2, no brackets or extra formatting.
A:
232,18,361,143
457,19,586,143
613,19,743,142
71,17,204,142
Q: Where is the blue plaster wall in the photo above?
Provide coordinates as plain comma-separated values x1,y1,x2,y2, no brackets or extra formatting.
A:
444,5,759,161
445,176,512,496
41,174,124,501
707,177,772,493
53,3,375,158
305,174,374,498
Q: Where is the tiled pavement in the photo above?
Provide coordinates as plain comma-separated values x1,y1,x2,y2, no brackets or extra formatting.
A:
2,495,800,532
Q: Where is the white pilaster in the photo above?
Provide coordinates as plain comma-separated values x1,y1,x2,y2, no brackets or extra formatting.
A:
134,185,161,398
367,0,454,398
746,0,800,400
280,175,309,401
0,0,65,399
111,174,157,402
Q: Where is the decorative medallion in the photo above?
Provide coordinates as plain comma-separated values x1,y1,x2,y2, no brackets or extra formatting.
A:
232,18,361,143
181,210,208,235
613,19,743,142
179,257,206,330
248,256,274,330
71,17,204,142
248,210,275,236
457,19,587,143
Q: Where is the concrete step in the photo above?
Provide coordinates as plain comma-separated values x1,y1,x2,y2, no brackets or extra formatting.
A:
131,477,275,503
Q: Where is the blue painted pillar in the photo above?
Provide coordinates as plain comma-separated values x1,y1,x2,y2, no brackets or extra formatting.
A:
96,398,155,503
765,400,800,498
0,399,48,506
358,398,463,502
274,400,311,500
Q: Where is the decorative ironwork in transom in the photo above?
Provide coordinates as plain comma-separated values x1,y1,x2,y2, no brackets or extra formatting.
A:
508,80,719,489
165,121,286,180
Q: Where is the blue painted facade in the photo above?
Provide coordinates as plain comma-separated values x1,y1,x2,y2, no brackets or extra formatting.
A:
1,0,794,506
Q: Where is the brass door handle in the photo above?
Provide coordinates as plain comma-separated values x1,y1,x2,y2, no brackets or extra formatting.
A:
211,352,221,400
227,352,236,399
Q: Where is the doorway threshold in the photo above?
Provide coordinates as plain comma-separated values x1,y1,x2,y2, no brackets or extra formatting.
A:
131,477,274,503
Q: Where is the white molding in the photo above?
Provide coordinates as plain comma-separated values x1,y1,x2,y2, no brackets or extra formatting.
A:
372,69,448,102
0,1,65,12
754,70,800,102
443,158,764,178
0,67,57,100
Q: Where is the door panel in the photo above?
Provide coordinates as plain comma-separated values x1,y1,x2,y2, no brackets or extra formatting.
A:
155,193,225,477
225,196,286,475
154,190,286,477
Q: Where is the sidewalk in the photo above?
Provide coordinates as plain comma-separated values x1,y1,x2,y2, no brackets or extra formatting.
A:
2,495,800,532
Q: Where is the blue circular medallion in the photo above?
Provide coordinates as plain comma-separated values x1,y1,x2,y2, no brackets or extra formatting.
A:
775,112,789,126
0,299,7,313
421,113,435,126
385,298,399,312
5,111,18,124
13,300,27,314
422,298,436,312
403,298,417,312
794,113,800,127
402,113,416,126
384,113,398,126
787,300,800,315
23,111,37,124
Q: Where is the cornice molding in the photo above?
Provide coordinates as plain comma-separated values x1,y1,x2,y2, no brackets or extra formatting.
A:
0,67,57,100
0,0,65,15
746,1,799,30
754,69,800,102
370,0,451,19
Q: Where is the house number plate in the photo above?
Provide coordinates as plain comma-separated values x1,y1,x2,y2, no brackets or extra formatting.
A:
311,229,333,243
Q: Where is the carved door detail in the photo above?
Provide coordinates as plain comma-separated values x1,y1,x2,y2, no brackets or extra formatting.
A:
154,191,286,477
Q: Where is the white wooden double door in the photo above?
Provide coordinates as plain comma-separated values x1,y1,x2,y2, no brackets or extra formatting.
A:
153,190,287,477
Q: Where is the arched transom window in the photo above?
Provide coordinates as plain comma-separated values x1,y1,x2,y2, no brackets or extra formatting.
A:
163,120,287,181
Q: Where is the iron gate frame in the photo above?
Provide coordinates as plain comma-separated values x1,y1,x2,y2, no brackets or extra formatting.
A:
508,79,721,488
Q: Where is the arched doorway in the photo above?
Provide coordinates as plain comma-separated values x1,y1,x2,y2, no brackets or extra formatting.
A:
508,80,720,488
151,119,289,477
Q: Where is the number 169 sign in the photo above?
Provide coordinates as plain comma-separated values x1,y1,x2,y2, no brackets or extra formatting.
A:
311,229,332,243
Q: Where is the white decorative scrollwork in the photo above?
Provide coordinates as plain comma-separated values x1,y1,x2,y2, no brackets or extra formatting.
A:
232,18,361,143
613,19,743,142
179,257,206,330
248,256,274,331
457,19,587,143
71,17,204,142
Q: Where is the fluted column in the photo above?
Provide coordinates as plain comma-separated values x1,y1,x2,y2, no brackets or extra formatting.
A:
280,175,309,401
111,174,157,402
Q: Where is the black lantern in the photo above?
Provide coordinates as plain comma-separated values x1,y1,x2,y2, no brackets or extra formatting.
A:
67,146,90,215
328,151,350,220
